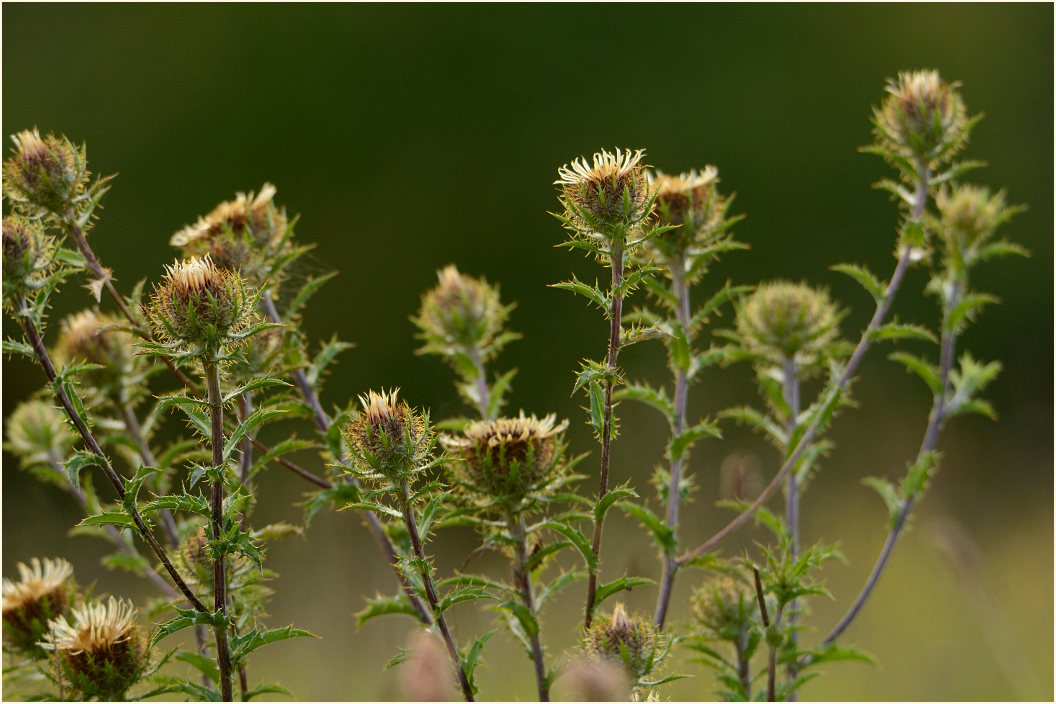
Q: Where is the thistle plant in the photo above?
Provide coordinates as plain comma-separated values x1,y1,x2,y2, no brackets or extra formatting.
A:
2,67,1028,703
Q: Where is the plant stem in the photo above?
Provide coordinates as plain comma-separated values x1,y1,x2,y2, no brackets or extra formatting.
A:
257,291,433,624
781,355,801,699
584,243,624,629
654,263,690,631
118,398,180,548
736,637,751,700
399,483,475,702
238,393,253,486
507,510,549,701
20,315,206,612
204,361,234,702
469,348,492,420
677,163,930,566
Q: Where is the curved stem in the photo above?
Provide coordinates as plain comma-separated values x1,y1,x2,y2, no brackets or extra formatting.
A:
584,243,624,629
204,362,234,702
399,483,475,702
508,510,549,700
118,398,179,548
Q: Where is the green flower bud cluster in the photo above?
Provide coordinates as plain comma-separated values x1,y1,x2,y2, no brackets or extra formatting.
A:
690,575,758,644
2,558,75,659
933,184,1020,266
582,603,664,682
2,216,57,314
736,282,842,364
53,309,145,403
413,264,513,357
344,389,433,484
4,399,76,473
1,129,89,215
873,70,969,166
556,148,651,238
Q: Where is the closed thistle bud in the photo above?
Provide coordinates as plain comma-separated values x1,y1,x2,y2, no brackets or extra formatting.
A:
413,265,512,356
443,413,568,507
147,255,249,354
583,603,662,681
344,389,432,483
2,557,75,658
648,167,730,257
736,282,841,364
934,184,1015,257
5,399,76,472
556,148,650,235
2,129,89,214
53,309,141,399
41,596,146,700
873,70,969,165
690,575,758,643
2,216,56,311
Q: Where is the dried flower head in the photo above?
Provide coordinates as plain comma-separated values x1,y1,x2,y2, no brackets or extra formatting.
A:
2,129,89,213
42,596,146,699
2,557,74,657
4,399,76,473
344,389,433,483
582,603,664,681
147,255,250,354
557,148,650,234
413,265,514,357
736,282,842,363
873,70,969,164
444,413,569,507
2,215,56,312
690,575,758,643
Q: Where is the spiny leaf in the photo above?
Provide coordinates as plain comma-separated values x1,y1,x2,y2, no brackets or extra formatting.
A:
221,377,291,405
223,409,287,462
669,420,721,460
461,630,497,696
862,477,903,528
355,593,424,627
229,626,317,665
150,608,230,649
78,511,136,529
551,275,609,311
496,600,539,637
593,576,654,611
889,352,942,393
617,501,675,555
594,484,638,525
831,263,886,302
867,322,937,344
615,382,673,420
542,521,596,571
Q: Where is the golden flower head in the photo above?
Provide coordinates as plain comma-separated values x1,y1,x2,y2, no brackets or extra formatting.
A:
873,70,969,164
413,265,513,357
147,255,250,353
736,282,842,363
2,129,90,213
582,603,663,681
444,413,569,506
5,399,76,471
2,215,56,311
556,148,651,234
41,596,146,699
2,557,74,657
344,389,433,483
647,167,735,261
690,574,758,642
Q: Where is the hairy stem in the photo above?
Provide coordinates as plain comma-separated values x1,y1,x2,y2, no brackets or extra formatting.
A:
20,315,205,612
584,243,624,629
781,355,802,699
204,362,234,702
118,398,179,548
399,483,475,702
469,347,492,420
508,510,549,701
654,262,690,630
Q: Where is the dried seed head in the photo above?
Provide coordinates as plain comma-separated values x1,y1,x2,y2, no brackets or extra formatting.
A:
736,282,841,363
582,603,662,681
934,184,1015,256
690,575,757,642
344,389,432,482
2,215,56,311
559,657,633,702
413,265,512,356
874,70,969,164
147,255,249,353
4,399,76,471
41,596,146,699
399,631,456,701
2,129,90,213
444,413,568,505
2,557,74,658
557,148,650,233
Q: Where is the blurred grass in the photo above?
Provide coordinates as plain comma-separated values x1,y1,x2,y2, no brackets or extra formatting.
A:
3,3,1052,701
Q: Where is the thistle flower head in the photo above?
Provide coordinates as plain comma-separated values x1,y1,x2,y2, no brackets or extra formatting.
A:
582,603,664,681
53,309,140,397
647,166,736,265
444,413,569,507
2,215,56,311
933,184,1018,258
2,129,90,213
690,575,758,643
413,265,513,358
147,255,251,355
41,596,146,699
736,282,842,364
556,148,650,235
344,389,433,483
4,399,76,471
873,70,969,165
2,557,74,657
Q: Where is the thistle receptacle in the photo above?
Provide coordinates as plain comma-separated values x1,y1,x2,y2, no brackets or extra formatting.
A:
582,603,665,683
344,389,434,484
2,558,75,658
2,129,89,214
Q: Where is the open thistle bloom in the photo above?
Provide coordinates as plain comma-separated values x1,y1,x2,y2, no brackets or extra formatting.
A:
646,167,737,270
556,148,651,236
690,575,759,644
2,216,56,313
41,596,146,699
344,389,433,483
413,264,514,358
443,412,569,507
873,70,969,165
582,603,664,682
2,557,74,657
736,282,842,365
4,399,76,473
2,129,90,214
147,255,250,355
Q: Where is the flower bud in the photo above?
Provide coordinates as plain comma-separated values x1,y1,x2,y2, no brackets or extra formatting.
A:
53,309,142,400
2,129,89,213
344,389,432,483
2,216,56,311
736,282,841,363
2,557,75,658
934,184,1013,256
690,575,757,643
648,167,731,256
556,148,650,234
42,596,146,699
583,603,663,681
4,399,76,472
147,255,249,354
444,413,568,507
873,70,969,164
413,265,511,356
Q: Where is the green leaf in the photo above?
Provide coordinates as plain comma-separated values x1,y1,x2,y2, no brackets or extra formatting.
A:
614,382,673,420
438,587,495,614
593,576,654,611
2,338,37,361
101,552,150,574
862,477,903,527
496,600,539,637
221,377,291,405
889,352,942,393
552,275,609,311
355,593,424,627
669,420,721,460
340,501,403,520
307,336,355,387
64,450,103,492
535,570,584,609
485,368,518,420
384,648,412,671
618,501,675,555
619,323,671,349
975,239,1030,263
230,626,317,665
286,271,338,319
150,608,230,649
542,521,596,571
722,406,786,447
946,293,999,332
831,263,886,302
223,409,287,462
243,683,293,701
155,394,211,438
902,451,938,499
867,322,937,344
461,629,496,696
174,651,220,683
804,643,875,667
594,484,638,525
78,511,136,529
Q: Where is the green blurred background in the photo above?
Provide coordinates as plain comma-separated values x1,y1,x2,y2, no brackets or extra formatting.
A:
3,3,1052,700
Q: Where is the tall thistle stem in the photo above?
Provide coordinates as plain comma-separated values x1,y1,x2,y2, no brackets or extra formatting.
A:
507,510,549,701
